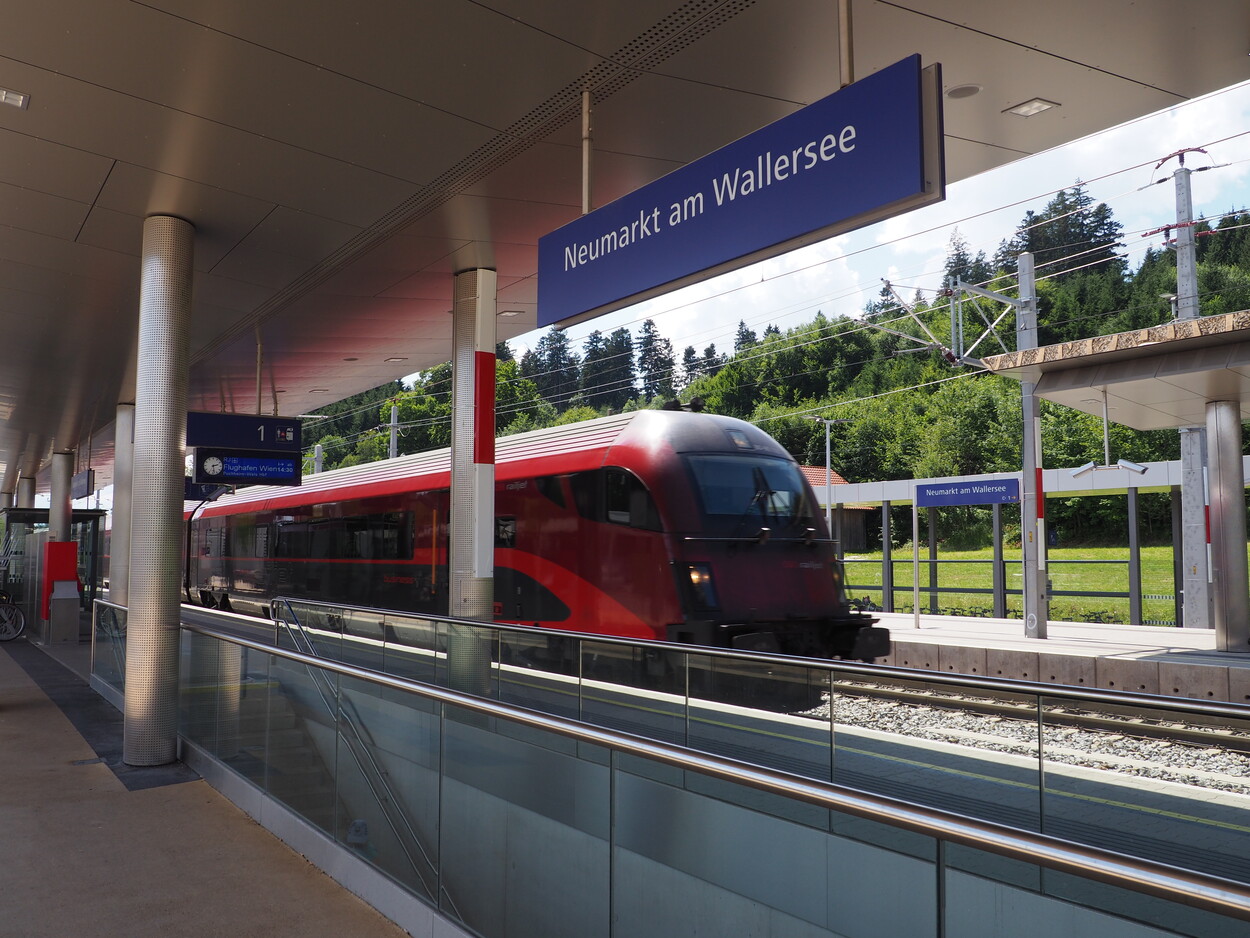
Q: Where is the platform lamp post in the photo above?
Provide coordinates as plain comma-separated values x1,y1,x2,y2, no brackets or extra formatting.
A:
805,416,849,540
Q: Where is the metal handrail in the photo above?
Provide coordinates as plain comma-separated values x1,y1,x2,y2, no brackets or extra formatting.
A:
183,618,1250,923
269,599,449,910
269,595,1250,721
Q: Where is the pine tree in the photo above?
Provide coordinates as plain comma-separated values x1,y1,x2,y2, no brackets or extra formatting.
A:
636,319,676,400
734,320,758,352
529,328,581,410
700,343,725,376
943,229,994,289
601,327,637,410
680,345,700,389
579,330,614,408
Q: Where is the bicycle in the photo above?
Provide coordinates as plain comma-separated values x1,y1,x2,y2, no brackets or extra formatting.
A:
0,589,26,641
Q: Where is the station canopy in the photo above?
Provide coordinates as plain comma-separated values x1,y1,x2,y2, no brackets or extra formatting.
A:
1,0,1248,492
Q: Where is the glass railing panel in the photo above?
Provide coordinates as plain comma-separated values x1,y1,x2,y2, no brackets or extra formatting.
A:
273,599,346,660
263,653,341,835
612,752,938,938
336,609,389,673
180,628,223,755
830,672,1043,832
578,639,687,745
335,674,441,902
442,622,499,698
377,612,441,684
686,652,833,780
496,630,581,719
945,843,1242,938
1041,695,1250,884
91,601,127,693
439,703,611,938
223,645,274,790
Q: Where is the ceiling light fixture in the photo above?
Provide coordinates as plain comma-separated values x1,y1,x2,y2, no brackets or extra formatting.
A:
308,388,329,393
342,356,358,361
498,310,524,318
946,83,981,99
384,356,408,362
1004,97,1059,117
0,87,29,109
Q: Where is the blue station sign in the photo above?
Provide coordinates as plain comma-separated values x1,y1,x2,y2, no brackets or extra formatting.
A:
538,55,944,327
916,479,1020,508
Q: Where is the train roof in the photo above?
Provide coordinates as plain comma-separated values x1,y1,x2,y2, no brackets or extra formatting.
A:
193,409,785,519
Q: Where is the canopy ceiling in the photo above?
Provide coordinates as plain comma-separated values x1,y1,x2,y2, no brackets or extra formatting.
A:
2,0,1248,491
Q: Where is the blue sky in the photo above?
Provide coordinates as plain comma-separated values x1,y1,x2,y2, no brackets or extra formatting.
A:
512,79,1250,363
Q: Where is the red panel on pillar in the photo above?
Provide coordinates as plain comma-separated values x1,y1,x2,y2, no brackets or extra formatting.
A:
42,541,79,620
474,350,496,465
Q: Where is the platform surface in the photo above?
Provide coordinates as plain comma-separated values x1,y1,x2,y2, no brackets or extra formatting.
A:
0,637,409,938
877,612,1250,703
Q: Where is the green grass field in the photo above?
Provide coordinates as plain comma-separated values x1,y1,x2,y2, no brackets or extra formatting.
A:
839,545,1206,625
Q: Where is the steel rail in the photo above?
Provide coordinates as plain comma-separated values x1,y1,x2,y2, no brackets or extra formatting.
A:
266,596,1250,722
182,616,1250,923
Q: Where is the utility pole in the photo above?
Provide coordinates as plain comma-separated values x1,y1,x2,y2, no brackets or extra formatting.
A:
389,403,399,459
1168,151,1211,629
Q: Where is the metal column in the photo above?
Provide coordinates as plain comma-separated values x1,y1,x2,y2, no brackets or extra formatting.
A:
992,504,1006,618
124,215,193,766
1127,487,1142,626
1179,427,1210,627
1206,400,1250,651
49,452,72,542
1018,252,1048,638
448,268,497,696
16,477,34,508
110,403,135,607
880,501,893,612
927,507,938,614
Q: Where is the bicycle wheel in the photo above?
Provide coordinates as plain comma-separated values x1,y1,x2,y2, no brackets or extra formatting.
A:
0,603,25,641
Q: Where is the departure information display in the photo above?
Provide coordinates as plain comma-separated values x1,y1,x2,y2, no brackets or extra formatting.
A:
192,448,302,487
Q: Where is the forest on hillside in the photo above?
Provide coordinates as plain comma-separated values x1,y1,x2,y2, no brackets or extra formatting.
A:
302,185,1250,546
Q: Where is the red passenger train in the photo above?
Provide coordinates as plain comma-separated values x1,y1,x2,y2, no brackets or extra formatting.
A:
186,410,886,661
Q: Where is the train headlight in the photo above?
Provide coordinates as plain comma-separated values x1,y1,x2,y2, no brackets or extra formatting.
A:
683,563,719,610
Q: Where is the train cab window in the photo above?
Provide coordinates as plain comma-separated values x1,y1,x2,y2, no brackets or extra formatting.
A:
685,454,816,524
572,468,662,531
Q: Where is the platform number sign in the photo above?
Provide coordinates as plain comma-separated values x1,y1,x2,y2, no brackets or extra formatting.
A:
187,412,304,488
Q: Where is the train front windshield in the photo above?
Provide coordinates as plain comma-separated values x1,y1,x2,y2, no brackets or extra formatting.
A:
685,454,819,530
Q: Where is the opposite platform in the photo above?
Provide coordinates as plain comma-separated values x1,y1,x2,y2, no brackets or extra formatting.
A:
0,637,409,938
875,612,1250,703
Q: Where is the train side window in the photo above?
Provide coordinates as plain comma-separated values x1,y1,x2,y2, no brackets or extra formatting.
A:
535,475,565,508
570,471,599,520
605,469,662,531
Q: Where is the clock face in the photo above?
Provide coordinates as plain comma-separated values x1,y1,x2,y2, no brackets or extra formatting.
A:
203,456,224,476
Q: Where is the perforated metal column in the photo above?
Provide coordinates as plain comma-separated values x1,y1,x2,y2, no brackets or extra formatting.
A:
448,268,496,696
49,452,72,542
1206,400,1249,652
123,215,193,766
110,403,134,607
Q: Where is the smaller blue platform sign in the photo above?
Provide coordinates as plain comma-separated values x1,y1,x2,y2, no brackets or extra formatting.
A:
916,479,1019,508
